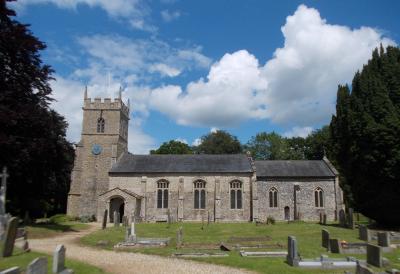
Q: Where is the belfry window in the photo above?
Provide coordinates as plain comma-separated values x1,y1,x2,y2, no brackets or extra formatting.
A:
194,180,206,209
230,180,243,209
157,180,169,209
97,117,105,133
315,187,324,207
269,187,278,207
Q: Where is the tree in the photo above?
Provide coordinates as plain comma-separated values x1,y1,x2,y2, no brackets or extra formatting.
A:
196,130,242,154
330,45,400,225
0,1,74,218
245,132,289,160
304,126,331,160
150,140,193,154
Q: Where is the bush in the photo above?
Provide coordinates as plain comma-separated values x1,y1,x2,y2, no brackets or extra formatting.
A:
266,216,275,225
49,214,77,224
79,215,96,223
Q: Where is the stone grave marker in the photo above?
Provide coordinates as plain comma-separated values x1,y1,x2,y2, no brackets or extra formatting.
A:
113,211,120,227
359,225,371,241
0,267,20,274
102,209,107,229
27,257,48,274
366,243,382,267
321,229,330,249
329,238,342,253
355,262,374,274
207,211,210,226
339,209,346,227
53,244,66,273
377,232,390,247
176,227,183,249
286,236,299,266
347,208,354,229
319,212,323,224
1,217,18,257
322,213,327,225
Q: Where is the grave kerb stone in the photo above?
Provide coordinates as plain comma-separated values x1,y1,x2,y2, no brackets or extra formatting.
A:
0,266,20,274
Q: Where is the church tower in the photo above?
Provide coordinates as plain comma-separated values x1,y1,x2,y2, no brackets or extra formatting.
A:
67,88,129,218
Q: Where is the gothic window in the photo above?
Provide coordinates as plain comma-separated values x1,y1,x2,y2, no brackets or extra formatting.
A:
230,180,243,209
157,180,169,209
315,187,324,207
194,180,206,209
269,187,278,207
97,117,105,133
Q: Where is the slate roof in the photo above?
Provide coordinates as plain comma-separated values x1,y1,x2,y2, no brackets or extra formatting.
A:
255,160,336,178
110,153,253,174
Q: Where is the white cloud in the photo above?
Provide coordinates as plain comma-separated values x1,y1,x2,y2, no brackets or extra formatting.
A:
161,9,180,22
175,138,188,144
210,127,218,133
149,63,181,77
283,126,313,138
147,4,395,129
192,138,202,146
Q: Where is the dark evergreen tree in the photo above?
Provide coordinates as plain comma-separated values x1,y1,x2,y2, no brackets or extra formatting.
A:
330,46,400,225
0,0,74,218
196,130,242,154
150,140,193,154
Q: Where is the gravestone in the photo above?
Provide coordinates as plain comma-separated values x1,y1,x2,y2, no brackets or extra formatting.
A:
366,243,382,267
359,225,371,241
207,211,210,226
322,213,327,225
1,217,18,257
329,238,342,253
355,262,374,274
27,257,48,274
347,208,354,229
176,227,183,249
129,217,136,242
53,244,66,273
339,209,346,227
102,209,107,230
0,267,20,274
113,211,120,227
377,232,390,247
22,239,30,252
319,212,323,224
321,229,330,249
122,216,128,227
286,236,299,266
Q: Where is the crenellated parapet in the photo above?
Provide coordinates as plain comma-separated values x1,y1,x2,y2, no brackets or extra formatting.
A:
83,97,130,118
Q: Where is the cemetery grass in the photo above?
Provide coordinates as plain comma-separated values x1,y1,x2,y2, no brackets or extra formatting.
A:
0,248,107,274
81,221,400,274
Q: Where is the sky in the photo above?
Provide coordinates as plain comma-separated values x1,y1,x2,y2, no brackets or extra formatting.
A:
9,0,400,153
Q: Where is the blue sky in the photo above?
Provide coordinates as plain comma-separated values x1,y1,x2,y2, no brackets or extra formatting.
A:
10,0,400,153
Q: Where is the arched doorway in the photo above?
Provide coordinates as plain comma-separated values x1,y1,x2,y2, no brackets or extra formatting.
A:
284,206,290,221
109,196,124,223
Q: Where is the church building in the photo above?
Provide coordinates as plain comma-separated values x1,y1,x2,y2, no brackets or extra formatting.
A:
67,92,344,223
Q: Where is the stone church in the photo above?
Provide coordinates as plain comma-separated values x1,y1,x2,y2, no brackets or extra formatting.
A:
67,92,344,223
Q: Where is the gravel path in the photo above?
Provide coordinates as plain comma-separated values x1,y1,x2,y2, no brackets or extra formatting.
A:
29,223,253,274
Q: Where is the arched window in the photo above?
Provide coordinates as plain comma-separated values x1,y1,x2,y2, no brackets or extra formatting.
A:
230,180,242,209
315,187,324,207
157,180,169,209
97,117,105,133
269,187,278,208
194,180,206,209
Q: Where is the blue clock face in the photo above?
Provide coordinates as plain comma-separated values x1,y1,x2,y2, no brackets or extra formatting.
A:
91,144,102,155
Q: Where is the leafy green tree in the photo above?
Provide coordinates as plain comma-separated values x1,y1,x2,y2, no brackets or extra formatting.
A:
150,140,193,154
304,126,331,160
245,132,289,160
0,1,74,218
330,45,400,225
286,137,306,160
196,130,242,154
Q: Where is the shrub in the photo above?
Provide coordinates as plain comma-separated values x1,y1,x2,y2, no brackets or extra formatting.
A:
266,216,275,225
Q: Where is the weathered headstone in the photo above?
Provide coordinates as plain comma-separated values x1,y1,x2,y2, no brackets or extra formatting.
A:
339,209,346,227
359,225,371,241
102,209,107,229
377,232,390,247
207,210,210,226
1,217,18,257
322,213,327,225
329,238,342,253
0,267,20,274
27,257,48,274
53,244,66,273
113,211,120,227
286,236,299,266
201,213,204,230
366,243,382,267
355,262,374,274
321,229,330,249
347,208,354,229
319,212,323,224
176,227,183,249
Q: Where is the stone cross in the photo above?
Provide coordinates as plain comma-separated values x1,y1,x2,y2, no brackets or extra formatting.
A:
377,232,390,247
1,217,18,258
27,257,48,274
366,243,382,267
321,229,330,249
286,236,299,266
53,244,66,273
102,209,107,230
0,266,20,274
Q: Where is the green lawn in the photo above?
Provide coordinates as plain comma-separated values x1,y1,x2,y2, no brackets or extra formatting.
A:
0,249,107,274
26,221,89,239
81,222,400,274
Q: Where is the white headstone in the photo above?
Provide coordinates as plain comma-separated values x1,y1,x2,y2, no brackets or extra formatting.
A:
53,245,66,273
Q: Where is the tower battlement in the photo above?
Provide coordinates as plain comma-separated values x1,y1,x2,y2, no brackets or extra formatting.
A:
83,87,130,117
